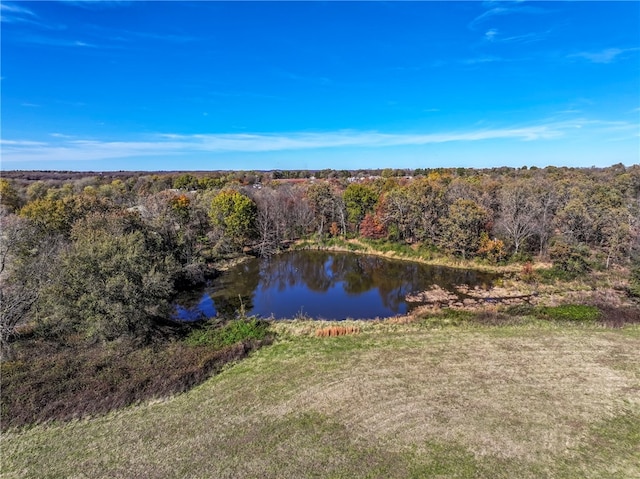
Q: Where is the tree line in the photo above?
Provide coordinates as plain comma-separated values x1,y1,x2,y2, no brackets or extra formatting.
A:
1,164,639,357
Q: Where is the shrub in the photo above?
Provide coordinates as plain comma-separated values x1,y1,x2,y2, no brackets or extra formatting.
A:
549,240,591,277
477,232,506,263
519,262,538,283
537,304,601,322
537,266,574,283
185,318,270,348
40,215,177,343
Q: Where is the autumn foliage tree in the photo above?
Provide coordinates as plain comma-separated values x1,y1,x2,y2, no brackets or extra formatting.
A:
359,213,387,239
0,179,23,213
343,183,378,232
439,199,489,259
209,190,257,251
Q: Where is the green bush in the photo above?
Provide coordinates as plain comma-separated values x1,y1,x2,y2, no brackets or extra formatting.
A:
549,240,591,277
537,304,601,322
185,318,270,348
537,266,576,283
38,212,178,343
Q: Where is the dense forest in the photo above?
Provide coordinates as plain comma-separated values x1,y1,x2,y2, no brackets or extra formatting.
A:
2,164,640,356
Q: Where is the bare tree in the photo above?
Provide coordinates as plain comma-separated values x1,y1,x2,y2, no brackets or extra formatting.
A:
534,184,559,258
307,183,344,237
282,185,314,239
252,188,286,256
496,182,539,255
0,212,61,360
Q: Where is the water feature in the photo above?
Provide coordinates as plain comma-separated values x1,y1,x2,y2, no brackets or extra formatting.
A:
173,250,498,321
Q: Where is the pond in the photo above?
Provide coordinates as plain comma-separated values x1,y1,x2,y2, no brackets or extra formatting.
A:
173,250,498,321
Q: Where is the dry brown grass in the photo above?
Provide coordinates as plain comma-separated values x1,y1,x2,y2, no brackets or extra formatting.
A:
271,334,636,461
315,325,360,337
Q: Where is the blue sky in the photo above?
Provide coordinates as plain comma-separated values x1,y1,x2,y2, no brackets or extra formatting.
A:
1,1,639,171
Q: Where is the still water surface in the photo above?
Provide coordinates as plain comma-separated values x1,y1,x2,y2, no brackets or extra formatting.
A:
174,250,497,321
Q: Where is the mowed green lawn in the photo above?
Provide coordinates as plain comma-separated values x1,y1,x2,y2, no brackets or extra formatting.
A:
3,323,640,479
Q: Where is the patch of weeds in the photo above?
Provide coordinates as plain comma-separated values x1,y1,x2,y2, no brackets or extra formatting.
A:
559,409,640,479
1,338,270,430
292,240,312,250
519,262,539,283
185,317,271,348
237,412,411,478
537,304,601,322
538,266,578,283
361,239,415,257
346,242,365,252
505,304,537,317
408,441,478,479
472,308,525,326
596,305,640,327
506,303,640,328
419,308,474,328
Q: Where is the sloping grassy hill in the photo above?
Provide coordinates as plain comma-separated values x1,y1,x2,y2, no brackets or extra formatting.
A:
3,322,640,479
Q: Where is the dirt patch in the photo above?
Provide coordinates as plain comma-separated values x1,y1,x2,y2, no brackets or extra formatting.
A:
406,284,534,310
405,285,458,303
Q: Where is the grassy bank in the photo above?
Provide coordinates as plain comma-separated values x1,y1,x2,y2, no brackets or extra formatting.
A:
0,318,273,430
3,318,639,478
293,238,635,310
293,237,545,273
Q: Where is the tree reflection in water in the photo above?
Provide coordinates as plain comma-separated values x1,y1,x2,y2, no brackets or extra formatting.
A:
173,251,497,321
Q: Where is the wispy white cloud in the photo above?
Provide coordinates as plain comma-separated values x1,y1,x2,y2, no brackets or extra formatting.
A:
1,2,38,26
1,139,48,147
83,24,201,46
461,55,506,65
15,34,97,48
58,1,131,9
126,30,196,44
0,2,65,30
4,119,629,164
556,109,581,115
485,28,498,41
469,5,550,31
0,3,35,17
570,47,640,64
484,29,551,45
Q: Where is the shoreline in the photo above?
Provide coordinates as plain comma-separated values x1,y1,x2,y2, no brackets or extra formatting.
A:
291,238,533,274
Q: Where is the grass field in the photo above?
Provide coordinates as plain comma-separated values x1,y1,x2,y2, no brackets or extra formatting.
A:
2,320,640,479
